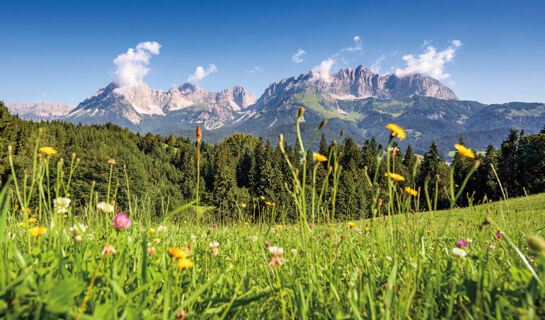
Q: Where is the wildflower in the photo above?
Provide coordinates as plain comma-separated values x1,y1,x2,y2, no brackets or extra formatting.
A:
169,247,190,259
112,213,132,230
101,244,116,255
347,221,356,228
240,203,247,208
386,256,393,261
452,248,467,259
275,225,283,231
190,234,196,241
69,224,87,235
458,222,463,226
489,243,496,250
270,228,276,234
66,193,70,198
269,246,285,267
494,232,502,240
454,144,475,159
39,146,57,156
177,258,194,269
213,224,217,228
149,228,156,234
410,262,418,269
14,204,19,210
313,152,328,163
377,198,383,207
29,226,47,237
355,227,363,235
53,197,71,214
27,217,37,224
384,172,405,181
425,229,432,235
405,187,418,196
157,225,167,232
210,242,220,256
25,208,31,213
466,238,473,244
265,201,272,206
96,202,114,213
147,246,156,255
385,123,406,140
309,224,313,229
291,248,298,256
153,238,161,244
265,241,271,247
365,226,371,232
260,196,265,200
196,125,202,141
456,240,468,247
75,235,83,242
107,159,116,165
250,236,257,242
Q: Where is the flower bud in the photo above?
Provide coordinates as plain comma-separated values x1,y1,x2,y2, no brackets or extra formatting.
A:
196,125,202,140
297,107,305,119
318,119,327,130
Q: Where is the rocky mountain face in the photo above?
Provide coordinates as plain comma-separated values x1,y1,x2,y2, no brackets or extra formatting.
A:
255,66,457,110
65,82,257,131
6,102,76,121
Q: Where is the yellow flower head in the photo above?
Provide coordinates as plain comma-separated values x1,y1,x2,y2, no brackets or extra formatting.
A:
364,226,371,232
177,258,194,270
240,203,247,208
405,187,418,196
39,146,57,156
454,144,475,158
425,229,432,235
347,221,356,228
276,225,283,231
19,222,27,227
169,247,189,259
384,172,405,182
29,226,47,237
313,152,328,163
153,238,161,244
386,124,406,140
149,228,156,234
27,217,38,224
265,201,272,206
260,196,265,201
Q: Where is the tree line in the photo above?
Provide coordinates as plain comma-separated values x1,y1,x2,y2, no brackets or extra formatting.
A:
1,101,544,222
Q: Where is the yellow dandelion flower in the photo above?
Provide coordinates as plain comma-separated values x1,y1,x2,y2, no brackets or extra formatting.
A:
29,226,47,237
19,222,27,227
347,221,356,227
265,201,272,206
405,187,418,196
27,217,38,224
425,229,432,235
313,152,328,163
240,203,247,208
25,208,31,213
385,123,406,140
169,247,189,259
276,225,283,231
39,146,57,156
454,144,475,158
177,258,194,269
149,228,156,234
364,227,370,232
384,172,405,182
13,204,19,210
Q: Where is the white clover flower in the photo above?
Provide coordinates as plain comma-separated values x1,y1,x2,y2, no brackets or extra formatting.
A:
96,201,114,213
209,241,219,248
452,247,467,258
54,197,71,214
291,249,298,256
269,246,283,256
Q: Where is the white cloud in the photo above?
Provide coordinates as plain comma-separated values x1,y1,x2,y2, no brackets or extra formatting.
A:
187,64,217,82
245,66,263,73
339,35,363,54
394,40,462,80
292,49,306,63
113,41,161,90
310,58,335,82
371,55,386,73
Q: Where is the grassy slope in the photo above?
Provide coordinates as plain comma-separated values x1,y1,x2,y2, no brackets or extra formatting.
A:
2,192,545,318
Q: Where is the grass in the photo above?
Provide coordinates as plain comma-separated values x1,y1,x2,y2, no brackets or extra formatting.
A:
1,110,545,319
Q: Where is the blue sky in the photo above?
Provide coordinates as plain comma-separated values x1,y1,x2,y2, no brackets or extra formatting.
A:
1,0,544,105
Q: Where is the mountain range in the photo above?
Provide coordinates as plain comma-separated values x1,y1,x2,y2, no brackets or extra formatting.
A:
6,66,545,155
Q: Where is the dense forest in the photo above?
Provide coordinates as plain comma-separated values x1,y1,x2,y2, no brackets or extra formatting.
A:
1,101,544,222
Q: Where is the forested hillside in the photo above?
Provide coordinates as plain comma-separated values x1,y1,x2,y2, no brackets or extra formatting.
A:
1,101,544,220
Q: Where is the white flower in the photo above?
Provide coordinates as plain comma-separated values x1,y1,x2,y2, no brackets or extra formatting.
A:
452,247,467,258
96,201,114,213
191,234,196,241
269,246,283,256
249,236,257,242
291,249,298,256
209,241,219,248
157,225,167,232
386,256,393,261
54,197,71,214
69,224,87,235
466,238,473,243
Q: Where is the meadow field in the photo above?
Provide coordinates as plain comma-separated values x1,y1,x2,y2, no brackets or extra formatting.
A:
1,111,545,319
